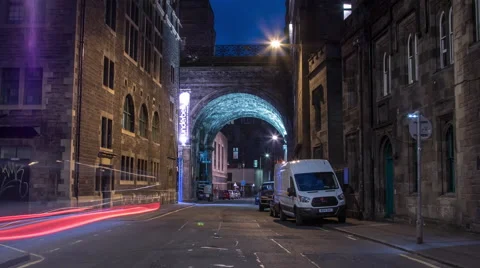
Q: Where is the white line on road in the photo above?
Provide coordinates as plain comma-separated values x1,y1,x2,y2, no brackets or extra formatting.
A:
201,246,228,251
300,253,321,268
217,221,223,233
256,223,261,228
346,235,357,241
234,240,239,247
48,248,60,253
213,265,234,267
0,244,45,268
399,254,440,268
71,240,83,245
93,234,99,236
253,252,265,268
270,238,291,254
106,229,112,232
178,221,189,231
316,227,330,232
142,205,195,222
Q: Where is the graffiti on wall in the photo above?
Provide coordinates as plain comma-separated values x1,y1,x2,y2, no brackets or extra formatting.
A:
0,161,30,201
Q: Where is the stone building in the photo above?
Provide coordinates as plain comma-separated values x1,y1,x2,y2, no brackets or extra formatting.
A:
0,0,180,206
211,131,228,191
341,0,480,230
286,0,345,168
179,0,215,58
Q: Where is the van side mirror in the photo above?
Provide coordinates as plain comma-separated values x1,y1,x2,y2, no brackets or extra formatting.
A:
287,187,295,197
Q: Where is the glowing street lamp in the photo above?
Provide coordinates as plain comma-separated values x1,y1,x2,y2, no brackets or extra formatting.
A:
270,39,281,49
265,153,270,158
272,135,278,141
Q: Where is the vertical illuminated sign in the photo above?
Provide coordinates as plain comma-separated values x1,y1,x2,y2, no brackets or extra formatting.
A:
178,92,190,146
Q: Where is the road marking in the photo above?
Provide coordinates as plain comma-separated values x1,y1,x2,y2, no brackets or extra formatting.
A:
142,205,195,222
0,244,45,268
256,223,261,227
234,240,239,247
217,221,223,233
316,227,330,232
178,221,189,231
48,248,60,253
201,246,228,251
346,235,357,241
270,238,291,254
71,240,83,245
399,254,440,268
213,264,234,267
106,229,112,232
93,234,99,236
188,249,193,252
301,253,321,268
254,252,265,268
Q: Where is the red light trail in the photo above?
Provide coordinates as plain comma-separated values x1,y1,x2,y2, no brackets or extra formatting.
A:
0,203,159,241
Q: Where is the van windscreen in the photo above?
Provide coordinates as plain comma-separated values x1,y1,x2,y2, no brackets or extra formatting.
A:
294,172,339,191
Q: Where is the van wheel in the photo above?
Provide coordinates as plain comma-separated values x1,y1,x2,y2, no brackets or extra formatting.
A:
338,215,346,223
269,207,274,217
279,208,287,221
259,205,264,212
274,208,279,218
295,208,304,226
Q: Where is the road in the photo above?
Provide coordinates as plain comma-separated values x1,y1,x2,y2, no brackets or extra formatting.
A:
2,200,449,268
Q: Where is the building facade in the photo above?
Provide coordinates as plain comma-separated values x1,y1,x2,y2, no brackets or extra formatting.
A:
0,0,181,206
286,0,345,162
179,0,215,58
341,0,480,230
211,131,228,191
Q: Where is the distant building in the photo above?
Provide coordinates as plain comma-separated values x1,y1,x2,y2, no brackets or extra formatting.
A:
211,131,228,191
0,0,181,205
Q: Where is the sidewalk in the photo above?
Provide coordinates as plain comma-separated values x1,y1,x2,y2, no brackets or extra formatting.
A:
332,218,480,268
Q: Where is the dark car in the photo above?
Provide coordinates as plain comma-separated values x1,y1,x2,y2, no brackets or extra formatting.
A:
259,181,274,211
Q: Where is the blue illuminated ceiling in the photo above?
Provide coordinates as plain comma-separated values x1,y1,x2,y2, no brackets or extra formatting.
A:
193,93,287,144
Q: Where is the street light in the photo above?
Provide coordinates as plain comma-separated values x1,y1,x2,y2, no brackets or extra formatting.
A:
272,135,278,141
265,153,270,158
270,39,281,49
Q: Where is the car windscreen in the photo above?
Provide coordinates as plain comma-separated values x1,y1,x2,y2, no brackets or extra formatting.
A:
294,172,339,191
261,183,274,191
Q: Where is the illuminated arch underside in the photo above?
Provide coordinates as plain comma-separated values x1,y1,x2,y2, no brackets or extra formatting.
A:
193,93,287,145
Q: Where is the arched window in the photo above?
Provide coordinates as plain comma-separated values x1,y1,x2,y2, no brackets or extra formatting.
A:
152,112,160,143
382,52,391,96
408,34,419,84
439,12,448,68
122,95,134,132
445,126,455,192
139,104,148,138
475,0,480,41
449,7,454,64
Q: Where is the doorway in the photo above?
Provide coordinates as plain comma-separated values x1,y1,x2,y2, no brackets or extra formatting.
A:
383,140,394,218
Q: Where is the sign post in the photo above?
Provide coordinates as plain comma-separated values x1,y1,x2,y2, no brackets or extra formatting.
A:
408,112,432,244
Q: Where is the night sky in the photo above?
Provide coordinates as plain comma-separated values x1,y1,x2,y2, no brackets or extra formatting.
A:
210,0,286,45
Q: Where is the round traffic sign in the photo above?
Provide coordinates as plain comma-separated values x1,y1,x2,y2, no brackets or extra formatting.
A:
409,115,432,140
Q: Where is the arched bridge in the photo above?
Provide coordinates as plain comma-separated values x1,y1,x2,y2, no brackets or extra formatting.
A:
178,44,292,201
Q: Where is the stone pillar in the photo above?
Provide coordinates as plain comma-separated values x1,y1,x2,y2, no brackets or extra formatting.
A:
181,146,192,201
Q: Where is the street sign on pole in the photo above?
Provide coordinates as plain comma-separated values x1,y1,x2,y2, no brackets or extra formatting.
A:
409,115,432,140
241,180,246,187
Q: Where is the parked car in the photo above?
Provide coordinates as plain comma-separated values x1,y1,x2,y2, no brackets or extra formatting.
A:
255,193,260,205
233,190,241,199
259,181,274,211
220,190,230,200
228,190,235,200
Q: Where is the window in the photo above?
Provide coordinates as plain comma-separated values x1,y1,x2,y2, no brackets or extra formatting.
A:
343,3,352,20
151,161,159,182
121,155,134,181
139,104,148,137
5,0,46,24
221,146,224,171
475,0,480,41
213,142,217,169
105,0,117,30
449,7,454,64
382,53,391,96
103,57,115,89
0,146,32,159
439,12,448,68
407,34,418,84
6,0,24,24
24,68,43,105
233,147,238,159
141,6,153,73
152,112,160,143
122,95,135,132
445,126,455,192
125,0,139,61
137,158,147,181
101,117,113,149
153,10,163,82
170,65,175,83
1,68,44,106
0,68,19,105
169,101,174,120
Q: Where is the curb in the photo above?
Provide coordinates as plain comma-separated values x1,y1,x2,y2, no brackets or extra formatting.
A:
331,227,463,268
0,253,30,268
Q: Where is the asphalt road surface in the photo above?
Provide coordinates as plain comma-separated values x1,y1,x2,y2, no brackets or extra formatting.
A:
2,200,449,268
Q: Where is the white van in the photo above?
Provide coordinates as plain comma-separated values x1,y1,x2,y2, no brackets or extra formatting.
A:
273,159,346,225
